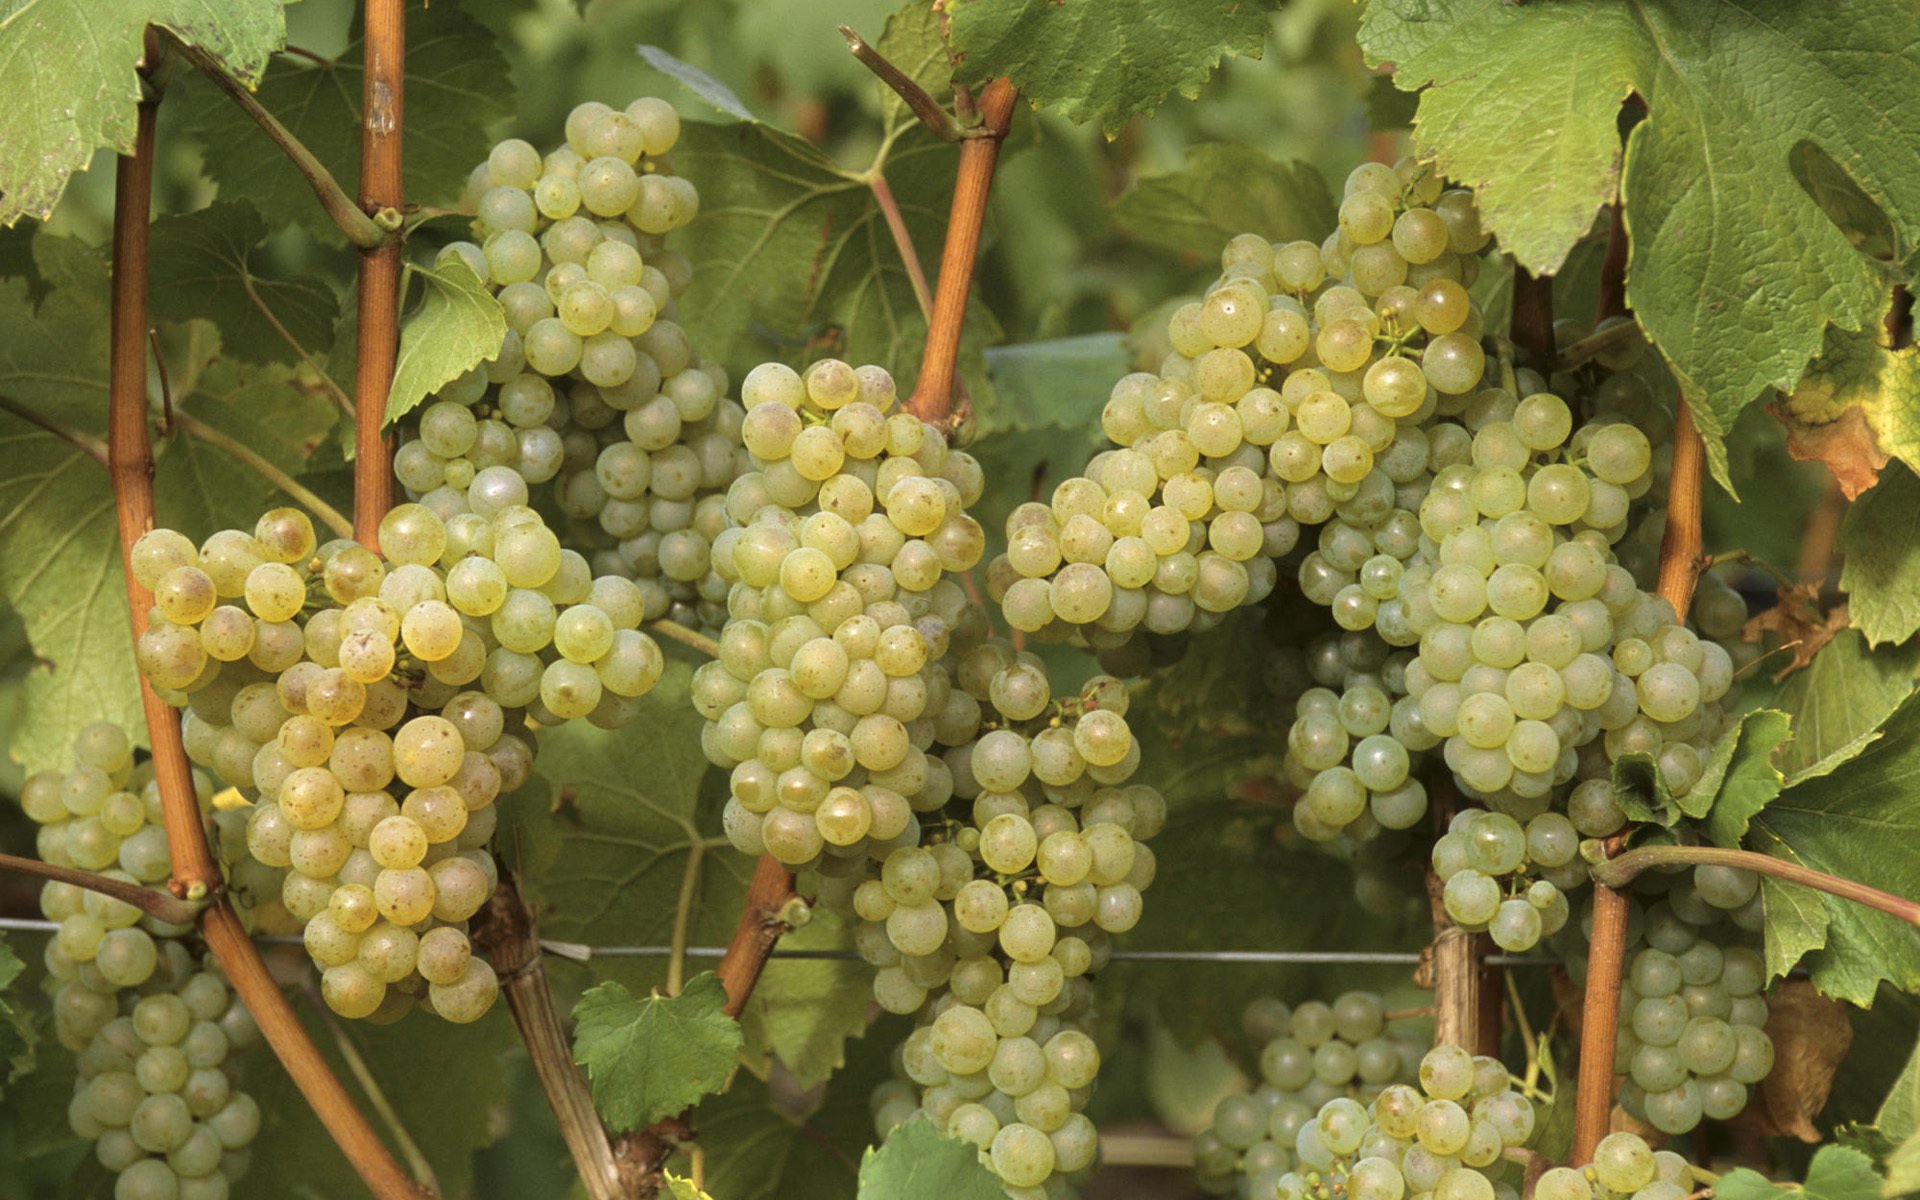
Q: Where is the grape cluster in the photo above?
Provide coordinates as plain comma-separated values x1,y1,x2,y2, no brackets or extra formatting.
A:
1194,992,1421,1198
1431,808,1578,951
401,97,747,637
130,501,666,1021
1536,1132,1698,1200
1195,1043,1537,1200
21,724,263,1200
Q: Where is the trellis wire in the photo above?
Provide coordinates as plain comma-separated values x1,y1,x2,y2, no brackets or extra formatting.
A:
0,917,1553,966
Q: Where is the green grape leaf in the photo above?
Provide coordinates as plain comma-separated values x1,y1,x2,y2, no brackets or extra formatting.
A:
0,235,142,769
636,44,755,121
145,202,340,369
498,663,748,997
181,3,514,236
1113,145,1335,258
572,971,743,1133
968,333,1126,541
1359,0,1920,476
665,1175,717,1200
738,907,872,1089
239,1002,515,1200
0,934,35,1095
385,259,506,425
947,0,1279,138
1774,630,1919,786
1742,690,1920,1003
1875,1039,1920,1195
1716,1146,1885,1200
1773,324,1920,500
1839,465,1920,646
1700,709,1792,847
1610,751,1676,828
855,1117,1004,1200
671,117,997,396
0,0,286,227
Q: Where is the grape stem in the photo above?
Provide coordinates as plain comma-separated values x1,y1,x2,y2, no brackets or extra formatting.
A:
0,852,202,925
837,24,961,142
109,32,427,1200
163,33,392,251
666,840,706,996
713,853,801,1017
1590,844,1920,927
869,170,936,319
351,0,407,549
647,618,720,658
0,392,109,465
170,411,355,539
905,78,1019,429
1557,319,1643,370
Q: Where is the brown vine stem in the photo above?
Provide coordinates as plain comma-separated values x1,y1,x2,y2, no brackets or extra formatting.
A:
0,852,201,924
1510,266,1556,372
171,411,355,539
904,78,1019,429
1591,845,1920,927
473,872,640,1200
714,853,800,1018
352,0,405,548
838,24,960,142
1572,838,1630,1164
1656,400,1707,618
0,392,110,464
164,33,389,251
110,41,425,1199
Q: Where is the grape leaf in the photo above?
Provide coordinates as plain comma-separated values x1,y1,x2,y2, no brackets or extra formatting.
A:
737,907,873,1089
1774,630,1919,786
1113,145,1335,258
0,0,286,227
1839,464,1920,647
870,2,952,137
385,259,506,425
0,236,141,770
968,333,1126,541
636,44,754,122
855,1117,1004,1200
1716,1146,1885,1200
572,971,743,1133
145,202,340,369
947,0,1280,139
1359,0,1920,480
670,117,996,396
1610,751,1676,827
0,935,35,1097
237,1002,515,1200
1700,709,1791,848
181,3,514,236
1774,324,1920,500
665,1175,717,1200
1743,690,1920,1003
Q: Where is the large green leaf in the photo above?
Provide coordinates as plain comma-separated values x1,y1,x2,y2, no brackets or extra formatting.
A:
0,0,286,226
1359,0,1920,480
1743,690,1920,1003
385,259,506,425
1699,709,1791,848
1112,145,1335,257
948,0,1280,138
968,333,1126,542
855,1117,1004,1200
145,201,340,369
572,972,743,1134
1716,1146,1885,1200
738,907,873,1089
182,3,514,236
0,237,140,770
1840,465,1920,647
1774,629,1919,786
0,935,34,1098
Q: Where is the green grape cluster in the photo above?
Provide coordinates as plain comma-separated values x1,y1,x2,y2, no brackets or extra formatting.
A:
1194,992,1421,1198
398,97,747,637
1195,1043,1537,1200
1535,1132,1697,1200
21,724,263,1200
130,501,666,1021
1431,808,1578,951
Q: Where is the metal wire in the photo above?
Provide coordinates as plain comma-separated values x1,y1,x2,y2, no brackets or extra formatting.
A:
0,917,1555,966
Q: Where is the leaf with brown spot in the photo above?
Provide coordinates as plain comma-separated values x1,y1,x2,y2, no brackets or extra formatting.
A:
1743,981,1855,1142
1744,584,1849,681
1774,323,1920,499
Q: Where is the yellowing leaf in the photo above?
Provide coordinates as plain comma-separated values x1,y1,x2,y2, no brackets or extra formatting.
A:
1775,324,1920,499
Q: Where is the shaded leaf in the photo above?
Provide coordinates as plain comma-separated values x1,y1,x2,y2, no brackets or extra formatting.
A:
856,1117,1004,1200
573,972,742,1133
182,4,515,236
969,334,1126,541
0,0,286,226
1716,1146,1884,1200
0,935,34,1096
1700,709,1791,847
738,907,873,1089
385,259,506,425
1840,465,1920,646
1112,145,1335,257
1610,752,1675,827
948,0,1280,138
1773,629,1919,786
145,202,340,369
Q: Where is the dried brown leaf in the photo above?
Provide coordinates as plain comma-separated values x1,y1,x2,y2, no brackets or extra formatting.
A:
1773,397,1892,500
1745,584,1850,680
1742,981,1855,1142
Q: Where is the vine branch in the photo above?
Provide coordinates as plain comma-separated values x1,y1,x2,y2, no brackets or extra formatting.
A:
0,852,201,924
352,0,406,548
1591,845,1920,927
110,38,425,1198
714,854,800,1018
838,25,959,142
905,78,1019,430
164,33,390,251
